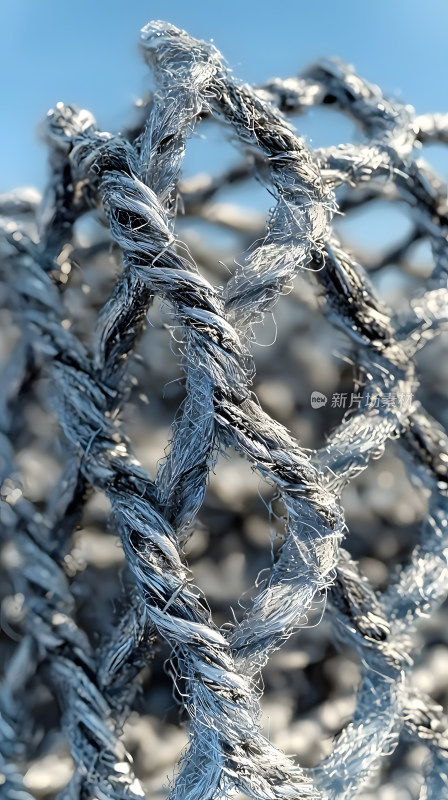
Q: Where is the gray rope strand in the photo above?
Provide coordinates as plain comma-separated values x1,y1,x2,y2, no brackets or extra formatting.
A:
0,223,147,800
314,410,447,793
4,177,320,800
12,28,342,796
308,226,448,796
89,23,448,792
139,16,343,671
309,225,447,794
34,56,211,791
0,175,152,797
52,25,350,796
48,103,330,799
0,191,148,797
244,56,448,793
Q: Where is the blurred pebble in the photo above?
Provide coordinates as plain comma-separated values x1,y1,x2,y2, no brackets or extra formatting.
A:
75,528,124,569
24,752,73,795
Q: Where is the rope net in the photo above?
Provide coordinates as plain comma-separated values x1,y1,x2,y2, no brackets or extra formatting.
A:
1,19,448,800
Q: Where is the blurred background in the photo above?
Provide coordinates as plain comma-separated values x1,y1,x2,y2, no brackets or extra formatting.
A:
1,2,448,799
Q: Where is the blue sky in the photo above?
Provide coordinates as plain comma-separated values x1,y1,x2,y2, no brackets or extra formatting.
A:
1,0,448,193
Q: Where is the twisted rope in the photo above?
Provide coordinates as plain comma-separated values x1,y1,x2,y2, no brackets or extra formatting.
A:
1,18,448,800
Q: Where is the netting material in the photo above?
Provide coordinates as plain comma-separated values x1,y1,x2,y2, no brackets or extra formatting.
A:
0,19,448,800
